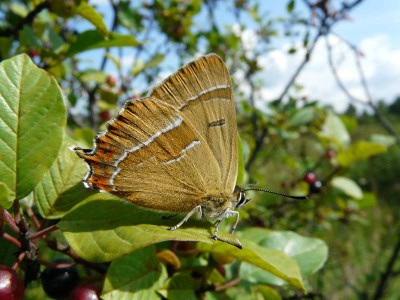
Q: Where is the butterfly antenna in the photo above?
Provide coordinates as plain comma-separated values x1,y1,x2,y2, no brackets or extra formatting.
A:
242,188,308,200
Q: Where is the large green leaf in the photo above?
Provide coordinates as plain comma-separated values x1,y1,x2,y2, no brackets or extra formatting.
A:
58,194,242,262
102,246,167,299
0,54,66,200
337,141,386,167
66,30,139,57
198,238,306,292
35,139,94,219
237,229,327,288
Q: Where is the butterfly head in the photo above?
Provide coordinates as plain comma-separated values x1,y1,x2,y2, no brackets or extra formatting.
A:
233,186,251,210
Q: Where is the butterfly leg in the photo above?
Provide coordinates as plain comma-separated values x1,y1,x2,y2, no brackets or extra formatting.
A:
167,205,202,231
229,211,240,234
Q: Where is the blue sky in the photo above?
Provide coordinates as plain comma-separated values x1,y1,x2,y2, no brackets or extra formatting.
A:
89,0,400,112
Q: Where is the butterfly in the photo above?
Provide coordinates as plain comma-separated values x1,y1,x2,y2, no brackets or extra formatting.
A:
73,54,250,248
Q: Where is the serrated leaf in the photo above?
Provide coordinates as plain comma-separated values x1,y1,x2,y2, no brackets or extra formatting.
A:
102,246,167,299
66,30,139,57
331,176,363,199
0,182,14,209
319,111,350,148
35,139,94,219
0,54,66,199
58,194,242,262
337,141,386,167
76,1,108,36
236,229,327,288
198,237,306,292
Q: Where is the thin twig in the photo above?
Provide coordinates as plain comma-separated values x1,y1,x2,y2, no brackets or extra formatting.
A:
372,227,400,300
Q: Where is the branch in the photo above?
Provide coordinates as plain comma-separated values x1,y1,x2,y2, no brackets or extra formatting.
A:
372,227,400,299
326,35,400,146
0,1,50,37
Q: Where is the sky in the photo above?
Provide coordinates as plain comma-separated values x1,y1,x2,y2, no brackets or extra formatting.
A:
89,0,400,113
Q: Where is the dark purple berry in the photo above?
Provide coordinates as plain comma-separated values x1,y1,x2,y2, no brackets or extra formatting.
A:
309,181,323,194
70,284,101,300
0,265,25,300
41,261,79,299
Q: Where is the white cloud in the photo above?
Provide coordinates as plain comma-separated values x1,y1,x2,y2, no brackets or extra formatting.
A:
253,34,400,112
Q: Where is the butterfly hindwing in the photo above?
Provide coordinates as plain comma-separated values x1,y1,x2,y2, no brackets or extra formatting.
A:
149,54,238,192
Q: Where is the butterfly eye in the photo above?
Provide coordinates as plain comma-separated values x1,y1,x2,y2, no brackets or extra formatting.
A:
235,191,250,209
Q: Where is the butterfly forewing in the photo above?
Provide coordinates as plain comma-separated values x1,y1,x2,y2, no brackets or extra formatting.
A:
74,98,223,212
149,54,238,192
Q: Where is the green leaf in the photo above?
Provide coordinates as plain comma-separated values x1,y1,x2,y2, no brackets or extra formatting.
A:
58,194,242,262
331,176,363,199
370,134,396,147
102,246,167,299
0,182,14,209
356,192,377,209
66,30,139,57
35,139,94,219
158,273,197,300
237,229,327,288
0,54,66,199
337,141,387,167
287,0,295,13
319,111,350,149
287,107,315,127
198,237,306,292
76,1,108,36
132,54,165,76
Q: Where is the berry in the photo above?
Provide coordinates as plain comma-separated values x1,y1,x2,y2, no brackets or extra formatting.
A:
41,261,79,299
303,172,317,184
309,181,323,194
28,48,39,58
326,150,336,159
70,284,100,300
106,75,117,87
0,265,25,300
99,110,112,120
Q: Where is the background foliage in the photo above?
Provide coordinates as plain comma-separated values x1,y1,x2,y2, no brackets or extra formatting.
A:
0,0,399,299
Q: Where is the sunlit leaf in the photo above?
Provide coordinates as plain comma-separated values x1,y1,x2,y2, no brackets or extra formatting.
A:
0,54,66,199
331,176,363,199
66,30,139,57
237,229,327,288
337,141,386,167
319,111,350,149
58,194,242,262
76,1,108,36
35,139,95,219
198,237,306,292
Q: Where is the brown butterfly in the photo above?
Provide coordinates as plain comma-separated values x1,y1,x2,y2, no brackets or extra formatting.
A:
73,54,250,248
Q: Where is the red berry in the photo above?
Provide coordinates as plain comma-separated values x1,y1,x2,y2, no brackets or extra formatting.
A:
106,75,117,87
28,48,39,58
99,110,112,120
0,265,25,300
70,284,100,300
326,150,336,159
303,172,316,184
